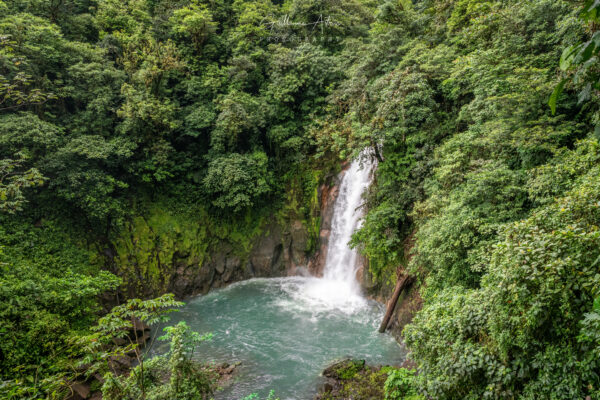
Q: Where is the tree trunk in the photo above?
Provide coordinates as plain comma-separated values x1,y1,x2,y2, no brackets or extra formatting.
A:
378,273,413,333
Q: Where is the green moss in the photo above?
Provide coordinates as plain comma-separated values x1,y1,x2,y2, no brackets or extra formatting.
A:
111,202,270,294
278,164,325,254
336,360,365,380
320,361,395,400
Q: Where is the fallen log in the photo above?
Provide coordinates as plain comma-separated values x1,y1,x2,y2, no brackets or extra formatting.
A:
378,273,413,333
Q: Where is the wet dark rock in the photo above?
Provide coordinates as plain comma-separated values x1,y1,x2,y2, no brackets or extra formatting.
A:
226,256,240,270
321,382,333,393
222,256,239,282
250,224,284,276
112,337,128,346
215,361,241,389
215,262,225,275
289,220,309,265
158,217,321,299
308,177,341,276
217,362,237,376
109,355,132,369
222,268,233,282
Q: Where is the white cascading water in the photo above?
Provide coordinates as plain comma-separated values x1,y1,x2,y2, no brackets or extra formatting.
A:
323,152,376,283
299,150,377,314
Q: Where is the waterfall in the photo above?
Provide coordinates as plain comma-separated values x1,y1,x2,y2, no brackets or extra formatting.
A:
299,150,376,313
323,152,376,285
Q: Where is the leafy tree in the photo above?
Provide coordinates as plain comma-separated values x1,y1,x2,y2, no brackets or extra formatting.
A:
169,3,216,52
0,155,44,213
549,0,600,124
79,294,185,399
2,0,599,398
77,296,216,400
0,220,120,399
203,151,272,212
384,368,422,400
405,151,600,399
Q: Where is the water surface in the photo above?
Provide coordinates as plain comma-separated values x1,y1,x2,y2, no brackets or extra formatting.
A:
153,277,405,400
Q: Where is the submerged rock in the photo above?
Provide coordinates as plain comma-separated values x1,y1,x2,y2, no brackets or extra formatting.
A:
215,361,241,390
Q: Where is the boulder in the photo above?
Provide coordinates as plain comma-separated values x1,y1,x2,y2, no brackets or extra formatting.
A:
249,224,283,276
322,359,366,379
223,257,240,282
215,263,225,275
315,359,400,400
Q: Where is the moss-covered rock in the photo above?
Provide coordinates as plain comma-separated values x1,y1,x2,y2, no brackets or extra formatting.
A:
317,359,396,400
108,201,319,298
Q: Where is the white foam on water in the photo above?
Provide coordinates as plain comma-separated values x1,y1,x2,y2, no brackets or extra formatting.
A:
274,277,367,316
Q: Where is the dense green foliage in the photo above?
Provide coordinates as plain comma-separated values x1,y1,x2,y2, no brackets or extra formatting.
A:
101,321,215,400
384,368,422,400
241,390,280,400
317,360,404,400
2,0,600,398
0,221,120,398
0,0,373,226
332,0,600,398
81,297,216,400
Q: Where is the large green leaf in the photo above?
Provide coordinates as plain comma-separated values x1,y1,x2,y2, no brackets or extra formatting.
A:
582,0,600,21
560,45,579,70
549,79,567,115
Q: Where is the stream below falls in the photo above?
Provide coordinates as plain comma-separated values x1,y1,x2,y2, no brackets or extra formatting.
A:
152,276,406,400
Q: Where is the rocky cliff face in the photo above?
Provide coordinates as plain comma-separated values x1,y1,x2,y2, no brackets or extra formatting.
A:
307,177,341,277
302,165,420,340
361,268,422,340
103,166,391,307
105,207,317,299
168,221,312,298
165,172,342,299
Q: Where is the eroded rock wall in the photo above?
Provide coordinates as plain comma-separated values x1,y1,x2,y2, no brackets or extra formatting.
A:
105,206,316,300
307,169,343,276
169,221,310,297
